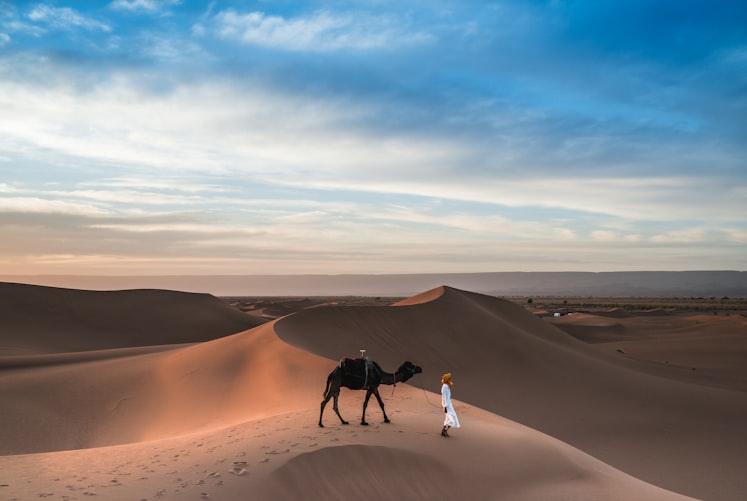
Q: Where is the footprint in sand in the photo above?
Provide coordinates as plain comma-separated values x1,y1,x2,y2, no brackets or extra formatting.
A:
265,448,290,455
229,461,248,476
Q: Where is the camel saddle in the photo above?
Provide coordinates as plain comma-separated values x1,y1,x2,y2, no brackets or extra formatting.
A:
337,357,381,389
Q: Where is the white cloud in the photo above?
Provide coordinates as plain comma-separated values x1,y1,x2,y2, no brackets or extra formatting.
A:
109,0,181,14
2,19,45,37
650,228,708,244
205,9,433,51
589,230,642,243
591,230,620,242
49,189,201,206
28,5,111,32
136,33,208,62
0,32,9,45
0,196,110,216
87,222,258,234
722,228,747,244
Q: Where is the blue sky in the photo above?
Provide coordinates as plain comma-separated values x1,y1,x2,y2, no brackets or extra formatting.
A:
0,0,745,275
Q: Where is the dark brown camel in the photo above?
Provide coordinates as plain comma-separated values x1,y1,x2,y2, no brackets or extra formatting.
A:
319,359,423,427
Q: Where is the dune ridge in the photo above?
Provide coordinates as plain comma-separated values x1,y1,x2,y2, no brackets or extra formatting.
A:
1,283,744,500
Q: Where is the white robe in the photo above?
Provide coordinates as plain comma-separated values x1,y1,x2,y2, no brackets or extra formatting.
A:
441,383,460,428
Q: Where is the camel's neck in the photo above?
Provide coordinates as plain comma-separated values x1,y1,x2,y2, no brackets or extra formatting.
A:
383,369,410,385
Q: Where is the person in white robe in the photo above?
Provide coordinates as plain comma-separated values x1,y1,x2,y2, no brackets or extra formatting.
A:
441,372,460,437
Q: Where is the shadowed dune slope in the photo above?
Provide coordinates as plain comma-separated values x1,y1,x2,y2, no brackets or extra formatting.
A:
0,282,263,355
275,286,747,501
252,436,691,501
551,312,747,391
256,445,455,500
0,321,333,455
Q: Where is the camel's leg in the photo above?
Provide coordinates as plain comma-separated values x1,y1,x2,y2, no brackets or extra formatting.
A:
361,389,373,425
319,392,332,427
332,391,348,425
372,388,390,423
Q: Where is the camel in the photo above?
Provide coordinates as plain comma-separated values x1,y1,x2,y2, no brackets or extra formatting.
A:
319,358,422,427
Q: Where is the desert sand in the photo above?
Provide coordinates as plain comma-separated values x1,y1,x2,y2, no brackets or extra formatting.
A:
1,283,745,500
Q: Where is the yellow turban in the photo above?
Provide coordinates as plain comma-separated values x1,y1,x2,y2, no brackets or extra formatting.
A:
441,373,453,386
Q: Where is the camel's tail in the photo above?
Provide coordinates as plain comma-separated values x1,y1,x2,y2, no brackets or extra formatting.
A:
323,360,345,397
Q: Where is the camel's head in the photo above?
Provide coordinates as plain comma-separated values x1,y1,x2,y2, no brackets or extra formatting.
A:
398,361,423,382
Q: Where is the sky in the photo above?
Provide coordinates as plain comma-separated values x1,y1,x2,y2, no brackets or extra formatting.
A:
0,0,745,276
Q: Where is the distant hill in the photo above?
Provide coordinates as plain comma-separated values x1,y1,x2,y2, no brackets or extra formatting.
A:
2,271,745,297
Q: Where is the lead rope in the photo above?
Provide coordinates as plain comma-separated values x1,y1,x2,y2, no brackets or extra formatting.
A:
422,385,441,409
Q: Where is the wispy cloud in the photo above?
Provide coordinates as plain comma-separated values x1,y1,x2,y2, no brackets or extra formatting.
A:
109,0,181,14
28,5,111,32
201,9,434,51
1,19,45,37
0,196,110,216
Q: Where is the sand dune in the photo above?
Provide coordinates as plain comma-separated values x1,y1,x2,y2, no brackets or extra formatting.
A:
276,286,747,501
0,282,263,355
0,322,331,454
551,311,747,391
1,283,744,500
0,385,695,501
